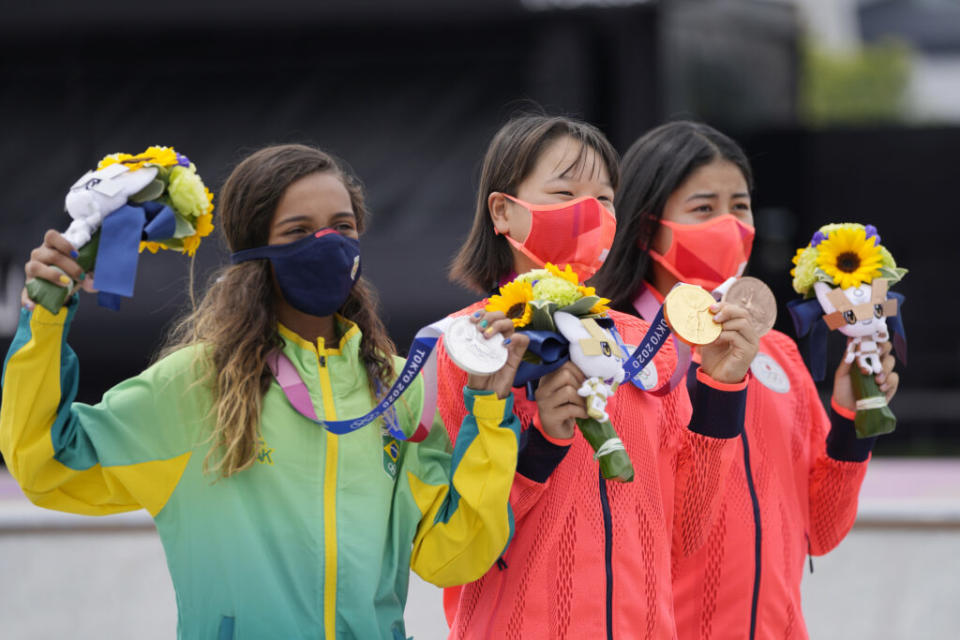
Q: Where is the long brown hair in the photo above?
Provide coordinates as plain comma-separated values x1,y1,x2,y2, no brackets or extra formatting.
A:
449,113,620,293
160,144,397,478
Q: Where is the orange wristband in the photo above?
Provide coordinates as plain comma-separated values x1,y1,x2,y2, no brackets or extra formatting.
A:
696,366,749,392
532,411,576,447
830,396,857,421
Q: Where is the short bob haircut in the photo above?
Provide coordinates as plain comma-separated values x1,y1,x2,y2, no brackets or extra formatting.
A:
449,113,620,293
591,120,753,311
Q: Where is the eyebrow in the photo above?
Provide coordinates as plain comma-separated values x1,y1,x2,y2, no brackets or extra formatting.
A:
275,212,355,226
685,192,751,201
546,176,613,189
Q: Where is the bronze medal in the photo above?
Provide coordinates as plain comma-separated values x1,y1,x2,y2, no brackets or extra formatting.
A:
721,276,777,337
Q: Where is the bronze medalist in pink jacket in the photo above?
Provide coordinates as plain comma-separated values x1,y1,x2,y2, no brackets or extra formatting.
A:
672,329,873,640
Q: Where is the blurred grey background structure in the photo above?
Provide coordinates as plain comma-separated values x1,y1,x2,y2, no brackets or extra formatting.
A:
1,0,959,637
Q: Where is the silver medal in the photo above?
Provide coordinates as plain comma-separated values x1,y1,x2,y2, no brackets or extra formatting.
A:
444,316,509,376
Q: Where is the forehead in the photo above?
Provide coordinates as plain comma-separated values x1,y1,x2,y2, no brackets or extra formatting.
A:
678,159,749,193
274,172,353,219
531,135,610,184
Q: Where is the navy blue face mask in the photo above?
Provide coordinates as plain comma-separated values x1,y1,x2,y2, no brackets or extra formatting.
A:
231,229,362,317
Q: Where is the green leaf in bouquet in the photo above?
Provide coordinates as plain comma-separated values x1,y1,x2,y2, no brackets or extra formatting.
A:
129,179,166,204
878,266,908,283
558,295,600,316
528,299,558,332
152,164,174,182
156,237,185,250
814,267,833,283
172,215,197,239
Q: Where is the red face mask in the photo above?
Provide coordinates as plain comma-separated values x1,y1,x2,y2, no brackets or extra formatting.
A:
647,214,755,291
499,194,616,280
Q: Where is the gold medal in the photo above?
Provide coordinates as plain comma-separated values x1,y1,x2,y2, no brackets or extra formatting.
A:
663,283,722,346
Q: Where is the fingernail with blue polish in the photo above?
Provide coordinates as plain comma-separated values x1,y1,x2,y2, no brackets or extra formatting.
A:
70,250,79,259
503,338,512,346
473,311,483,318
479,320,488,329
79,271,86,281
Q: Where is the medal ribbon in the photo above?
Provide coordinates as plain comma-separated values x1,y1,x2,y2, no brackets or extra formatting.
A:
269,286,709,440
268,317,454,442
629,284,692,393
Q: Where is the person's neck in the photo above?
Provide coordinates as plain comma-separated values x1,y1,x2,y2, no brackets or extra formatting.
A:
647,266,702,357
511,249,540,276
649,263,677,299
277,302,338,347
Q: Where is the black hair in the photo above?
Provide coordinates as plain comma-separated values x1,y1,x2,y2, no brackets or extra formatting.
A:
591,121,753,310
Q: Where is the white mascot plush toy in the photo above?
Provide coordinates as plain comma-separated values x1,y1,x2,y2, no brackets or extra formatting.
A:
62,163,158,249
554,311,626,424
813,280,895,375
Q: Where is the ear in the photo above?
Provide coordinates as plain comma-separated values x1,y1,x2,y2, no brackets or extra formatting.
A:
813,281,839,314
488,192,511,236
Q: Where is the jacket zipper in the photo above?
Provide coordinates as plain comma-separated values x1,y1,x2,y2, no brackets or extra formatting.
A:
741,430,762,640
598,469,614,640
316,349,339,640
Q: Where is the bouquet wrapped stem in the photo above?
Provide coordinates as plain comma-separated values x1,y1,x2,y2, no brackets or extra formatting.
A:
26,231,101,314
576,417,634,482
850,367,896,438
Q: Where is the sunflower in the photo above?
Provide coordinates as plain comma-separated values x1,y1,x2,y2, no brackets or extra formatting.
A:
139,241,163,254
98,146,180,172
545,262,581,285
588,296,611,315
182,234,201,257
815,225,883,289
485,280,534,327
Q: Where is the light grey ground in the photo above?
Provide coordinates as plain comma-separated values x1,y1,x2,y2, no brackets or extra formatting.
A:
2,459,959,639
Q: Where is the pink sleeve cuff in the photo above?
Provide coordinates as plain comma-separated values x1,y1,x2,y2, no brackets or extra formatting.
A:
831,396,858,421
696,366,749,392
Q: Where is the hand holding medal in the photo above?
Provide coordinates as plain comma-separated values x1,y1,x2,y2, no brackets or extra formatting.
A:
445,312,531,400
662,282,760,385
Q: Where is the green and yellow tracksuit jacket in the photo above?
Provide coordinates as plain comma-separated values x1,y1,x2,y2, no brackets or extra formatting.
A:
0,301,521,639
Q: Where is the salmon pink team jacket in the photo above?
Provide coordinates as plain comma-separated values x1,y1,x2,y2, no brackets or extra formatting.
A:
437,304,750,639
672,329,874,640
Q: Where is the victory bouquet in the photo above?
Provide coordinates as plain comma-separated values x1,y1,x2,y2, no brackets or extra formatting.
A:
26,146,215,313
788,223,907,437
486,263,635,482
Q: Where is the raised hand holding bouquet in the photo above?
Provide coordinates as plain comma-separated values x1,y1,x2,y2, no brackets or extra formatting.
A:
26,146,214,313
486,263,635,482
789,223,907,437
